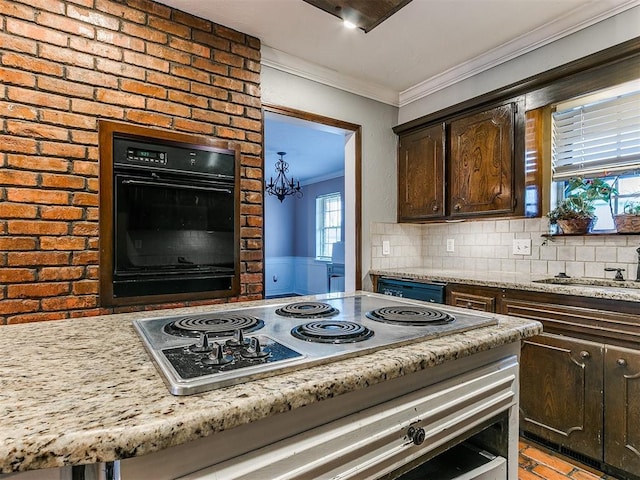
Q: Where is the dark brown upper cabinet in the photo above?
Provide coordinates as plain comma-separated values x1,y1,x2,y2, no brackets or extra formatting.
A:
449,103,515,217
396,98,525,222
397,123,445,221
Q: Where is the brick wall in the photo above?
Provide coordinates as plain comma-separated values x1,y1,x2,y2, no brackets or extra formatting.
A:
0,0,264,324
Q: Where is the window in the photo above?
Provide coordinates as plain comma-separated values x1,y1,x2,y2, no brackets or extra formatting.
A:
551,80,640,231
316,193,342,260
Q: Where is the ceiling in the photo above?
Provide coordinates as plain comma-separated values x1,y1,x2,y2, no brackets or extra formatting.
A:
155,0,637,183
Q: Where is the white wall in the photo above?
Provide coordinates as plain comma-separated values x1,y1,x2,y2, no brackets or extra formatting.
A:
399,6,640,123
261,66,399,288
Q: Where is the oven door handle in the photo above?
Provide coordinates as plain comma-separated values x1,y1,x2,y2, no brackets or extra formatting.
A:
121,179,232,194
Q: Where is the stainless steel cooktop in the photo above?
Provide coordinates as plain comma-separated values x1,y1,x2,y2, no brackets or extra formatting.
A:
133,292,498,395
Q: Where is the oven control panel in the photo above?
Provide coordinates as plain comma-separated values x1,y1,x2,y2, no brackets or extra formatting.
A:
126,146,168,165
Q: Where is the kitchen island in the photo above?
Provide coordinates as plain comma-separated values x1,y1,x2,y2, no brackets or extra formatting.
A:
0,292,541,479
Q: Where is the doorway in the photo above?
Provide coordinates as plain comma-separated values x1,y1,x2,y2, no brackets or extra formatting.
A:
262,104,361,298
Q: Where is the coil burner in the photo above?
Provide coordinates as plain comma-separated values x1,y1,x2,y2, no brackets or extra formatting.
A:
366,306,455,326
164,313,264,338
291,321,374,344
275,301,339,319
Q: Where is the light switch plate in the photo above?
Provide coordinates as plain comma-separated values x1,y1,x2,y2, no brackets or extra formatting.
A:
513,238,532,255
446,239,455,253
382,240,390,255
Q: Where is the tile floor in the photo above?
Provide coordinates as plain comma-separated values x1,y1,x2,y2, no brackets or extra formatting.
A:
519,440,620,480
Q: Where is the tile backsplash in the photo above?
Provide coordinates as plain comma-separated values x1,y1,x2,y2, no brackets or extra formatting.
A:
371,219,640,280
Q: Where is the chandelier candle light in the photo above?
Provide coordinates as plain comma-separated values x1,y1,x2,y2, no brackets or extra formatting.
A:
265,151,303,202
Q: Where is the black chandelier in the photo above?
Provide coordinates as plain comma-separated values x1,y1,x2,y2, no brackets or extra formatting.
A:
265,151,302,202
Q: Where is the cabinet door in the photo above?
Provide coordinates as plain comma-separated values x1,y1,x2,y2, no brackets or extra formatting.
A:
520,333,604,460
447,285,497,312
604,345,640,476
449,104,514,216
398,124,445,221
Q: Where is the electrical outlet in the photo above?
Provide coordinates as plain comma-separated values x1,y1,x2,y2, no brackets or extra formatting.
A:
382,240,390,255
446,239,455,253
512,238,532,255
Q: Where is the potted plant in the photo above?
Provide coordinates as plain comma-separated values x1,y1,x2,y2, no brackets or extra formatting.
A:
613,201,640,233
547,177,616,234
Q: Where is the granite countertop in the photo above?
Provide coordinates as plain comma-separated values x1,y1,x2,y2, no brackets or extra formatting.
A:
0,292,541,474
370,268,640,302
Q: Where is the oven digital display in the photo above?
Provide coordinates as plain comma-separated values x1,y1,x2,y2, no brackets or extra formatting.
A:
127,147,167,164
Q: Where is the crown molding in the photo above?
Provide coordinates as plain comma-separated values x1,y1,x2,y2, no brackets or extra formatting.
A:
398,0,640,107
261,45,399,107
261,2,638,109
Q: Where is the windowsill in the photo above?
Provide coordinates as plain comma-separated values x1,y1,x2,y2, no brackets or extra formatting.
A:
542,231,639,237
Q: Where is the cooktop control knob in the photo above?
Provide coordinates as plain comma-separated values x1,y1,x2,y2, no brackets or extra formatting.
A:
226,329,250,347
242,337,270,359
190,333,214,353
407,426,426,446
201,342,233,366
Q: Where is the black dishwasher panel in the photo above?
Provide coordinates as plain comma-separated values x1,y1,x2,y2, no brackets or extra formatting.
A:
376,278,445,303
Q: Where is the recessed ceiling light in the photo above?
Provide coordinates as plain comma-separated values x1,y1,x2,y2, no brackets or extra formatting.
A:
343,20,357,29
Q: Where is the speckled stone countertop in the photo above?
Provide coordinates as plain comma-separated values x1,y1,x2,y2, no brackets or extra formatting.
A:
370,268,640,302
0,292,541,474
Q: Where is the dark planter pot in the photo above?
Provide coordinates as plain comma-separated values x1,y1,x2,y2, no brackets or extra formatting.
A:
557,217,594,234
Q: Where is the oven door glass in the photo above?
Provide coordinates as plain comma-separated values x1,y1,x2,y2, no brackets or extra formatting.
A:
114,173,235,280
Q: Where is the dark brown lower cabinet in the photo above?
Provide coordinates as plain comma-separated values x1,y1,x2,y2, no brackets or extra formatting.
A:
520,334,604,460
604,345,640,476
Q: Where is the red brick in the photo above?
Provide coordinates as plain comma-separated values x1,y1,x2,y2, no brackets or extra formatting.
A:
0,299,41,315
40,205,84,220
0,1,36,21
231,43,260,61
39,266,84,281
41,295,97,311
213,50,244,68
7,86,69,110
146,98,190,117
6,188,70,205
0,137,38,154
40,236,86,250
208,100,243,116
170,64,210,84
230,92,261,108
6,18,68,46
0,169,38,186
123,50,169,72
36,12,95,39
5,53,65,79
8,220,68,235
41,109,97,130
191,57,228,76
0,203,38,219
8,282,70,298
0,101,38,121
192,30,229,51
7,311,67,324
71,192,98,206
38,76,94,99
246,132,262,144
85,207,98,221
72,280,98,295
71,222,98,236
86,178,98,192
7,251,69,266
94,57,145,80
173,118,214,135
191,83,228,101
0,237,37,252
71,99,124,120
41,173,85,190
95,0,146,24
72,161,98,176
0,268,36,283
244,83,260,97
128,0,171,18
95,28,144,52
0,67,36,88
86,146,99,161
172,9,210,31
214,25,245,44
230,67,260,84
245,59,260,74
169,36,210,57
95,88,146,108
67,66,117,89
71,250,98,265
246,107,261,120
120,20,167,44
0,31,37,55
191,109,230,126
146,43,191,65
213,76,244,92
69,36,122,60
6,120,69,141
15,0,65,14
120,78,166,99
69,130,99,146
215,126,245,141
148,15,190,38
125,109,172,128
147,71,190,92
231,116,261,132
66,4,120,30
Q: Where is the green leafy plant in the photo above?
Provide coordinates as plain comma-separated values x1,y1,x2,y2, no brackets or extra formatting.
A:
547,177,617,225
622,200,640,215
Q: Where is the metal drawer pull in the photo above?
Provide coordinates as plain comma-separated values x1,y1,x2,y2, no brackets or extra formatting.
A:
617,358,627,367
580,351,590,359
407,426,426,446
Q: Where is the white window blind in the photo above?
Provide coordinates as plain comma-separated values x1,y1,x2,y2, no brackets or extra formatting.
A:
552,88,640,180
315,193,342,261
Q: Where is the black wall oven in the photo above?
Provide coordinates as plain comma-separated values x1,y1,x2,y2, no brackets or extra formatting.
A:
99,122,240,307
